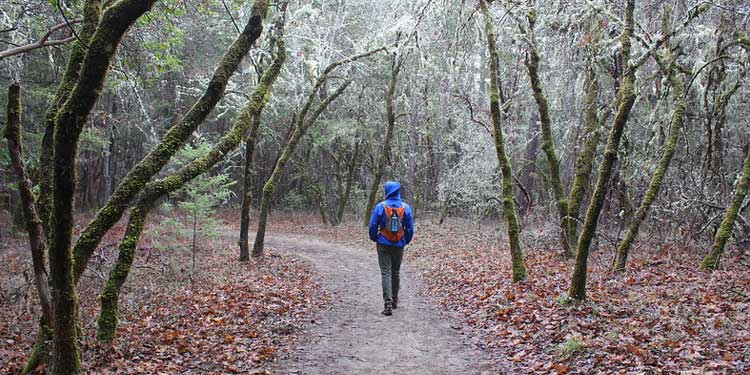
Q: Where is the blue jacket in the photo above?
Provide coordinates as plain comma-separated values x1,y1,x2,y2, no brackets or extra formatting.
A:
368,181,414,248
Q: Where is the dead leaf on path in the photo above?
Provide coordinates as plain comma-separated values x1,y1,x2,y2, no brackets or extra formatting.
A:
625,344,646,358
552,363,569,374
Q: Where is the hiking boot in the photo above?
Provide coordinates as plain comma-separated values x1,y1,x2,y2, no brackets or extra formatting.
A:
381,303,392,316
392,297,398,310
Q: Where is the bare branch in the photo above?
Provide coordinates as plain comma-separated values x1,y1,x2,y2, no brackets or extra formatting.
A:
0,19,81,60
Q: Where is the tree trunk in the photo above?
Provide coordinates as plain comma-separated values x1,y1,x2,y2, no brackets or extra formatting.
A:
336,142,360,224
523,8,569,257
565,63,603,255
253,79,353,256
4,83,52,325
4,83,53,328
363,52,402,226
253,47,384,255
614,29,686,271
239,113,262,261
520,110,539,215
191,207,197,283
49,1,156,372
71,0,271,283
480,0,526,282
21,321,52,374
22,1,103,369
569,0,636,301
701,146,750,270
4,83,54,373
95,29,286,343
95,202,147,343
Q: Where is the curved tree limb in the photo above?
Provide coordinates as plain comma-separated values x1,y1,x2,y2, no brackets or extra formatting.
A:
95,22,286,343
49,0,157,372
71,0,271,284
3,83,53,326
0,19,81,60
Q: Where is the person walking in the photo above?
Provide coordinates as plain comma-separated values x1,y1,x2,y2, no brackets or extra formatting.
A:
368,181,414,316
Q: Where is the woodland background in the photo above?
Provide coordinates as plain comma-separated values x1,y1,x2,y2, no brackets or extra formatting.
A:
1,0,749,374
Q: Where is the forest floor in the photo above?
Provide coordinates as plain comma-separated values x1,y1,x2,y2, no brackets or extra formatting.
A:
257,211,750,375
2,210,750,374
0,212,327,374
256,233,495,375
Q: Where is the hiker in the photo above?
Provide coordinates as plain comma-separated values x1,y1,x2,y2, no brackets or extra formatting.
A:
368,181,414,316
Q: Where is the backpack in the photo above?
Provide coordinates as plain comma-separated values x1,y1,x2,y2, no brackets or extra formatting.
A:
379,203,405,242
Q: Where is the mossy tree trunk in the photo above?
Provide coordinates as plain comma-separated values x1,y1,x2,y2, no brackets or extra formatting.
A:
480,0,526,282
702,19,741,179
37,2,103,239
564,24,604,255
71,0,270,283
701,146,750,270
519,110,539,215
22,1,103,370
48,1,156,372
5,84,54,373
363,52,402,226
4,83,53,327
565,66,604,252
522,8,570,258
239,113,262,261
96,30,286,343
336,141,360,224
253,46,385,256
614,17,686,272
253,79,353,256
21,321,52,375
569,0,636,301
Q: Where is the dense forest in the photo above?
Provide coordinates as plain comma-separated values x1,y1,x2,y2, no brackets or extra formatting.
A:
1,0,749,374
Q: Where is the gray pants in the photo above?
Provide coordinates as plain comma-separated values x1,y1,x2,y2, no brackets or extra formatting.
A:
377,244,403,304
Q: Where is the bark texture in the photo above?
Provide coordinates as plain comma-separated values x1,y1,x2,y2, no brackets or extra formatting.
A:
700,146,750,270
481,0,526,282
239,113,262,261
569,0,636,301
49,1,156,372
71,0,270,283
22,1,103,370
95,29,286,343
564,64,603,252
614,25,686,271
523,8,569,257
4,83,53,327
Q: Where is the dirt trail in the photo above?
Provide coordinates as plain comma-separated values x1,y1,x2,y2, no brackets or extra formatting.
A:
261,234,495,375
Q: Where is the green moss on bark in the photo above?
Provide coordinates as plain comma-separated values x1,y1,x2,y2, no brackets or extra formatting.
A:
49,1,156,373
254,79,352,256
523,9,569,257
481,0,525,282
21,319,52,375
701,146,750,270
614,36,686,271
72,0,271,283
5,83,53,327
94,26,285,342
96,204,147,343
565,64,602,252
239,113,262,261
569,0,636,301
37,0,103,239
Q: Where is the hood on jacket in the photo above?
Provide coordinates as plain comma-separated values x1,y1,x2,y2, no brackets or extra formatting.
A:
384,181,401,201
